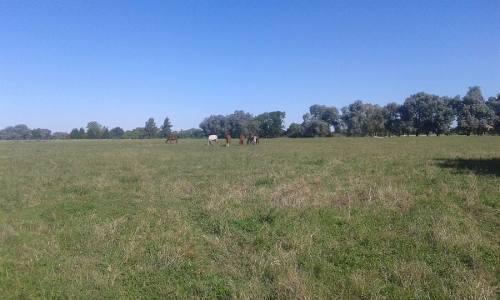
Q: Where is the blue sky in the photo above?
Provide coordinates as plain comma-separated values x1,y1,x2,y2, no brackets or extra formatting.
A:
1,0,499,131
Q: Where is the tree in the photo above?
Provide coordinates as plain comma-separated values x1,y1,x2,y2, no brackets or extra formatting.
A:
303,119,331,137
341,101,390,136
101,127,110,139
109,127,125,139
487,94,500,133
433,97,454,136
52,132,69,139
70,128,81,139
255,111,286,137
487,94,500,115
401,93,453,136
402,93,431,136
79,128,86,139
399,104,415,136
341,100,366,136
309,105,341,132
123,128,146,139
0,124,32,140
31,128,51,139
457,87,495,135
286,123,304,138
144,118,158,138
199,111,284,138
363,104,385,136
160,117,173,138
86,121,104,139
446,95,462,115
226,111,255,137
383,103,402,136
199,115,227,137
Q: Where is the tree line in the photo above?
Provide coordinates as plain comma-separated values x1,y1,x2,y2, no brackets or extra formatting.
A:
1,86,499,140
66,117,207,139
288,86,500,137
199,111,286,138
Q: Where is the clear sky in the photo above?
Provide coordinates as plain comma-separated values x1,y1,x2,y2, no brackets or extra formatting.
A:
1,0,499,132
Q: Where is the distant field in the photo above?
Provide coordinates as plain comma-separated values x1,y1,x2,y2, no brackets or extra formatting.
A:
0,137,498,298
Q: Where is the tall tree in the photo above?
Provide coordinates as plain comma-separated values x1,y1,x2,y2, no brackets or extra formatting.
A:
402,93,430,136
79,128,86,139
144,118,158,138
487,94,500,133
383,103,402,136
70,128,81,139
123,127,146,139
86,121,103,139
402,93,453,136
0,125,32,140
31,128,51,140
160,117,173,138
101,127,110,139
302,119,331,137
363,104,386,136
199,115,227,137
109,127,125,139
309,105,341,132
286,123,304,138
341,100,367,136
457,87,495,135
433,97,454,136
226,111,255,137
255,111,286,138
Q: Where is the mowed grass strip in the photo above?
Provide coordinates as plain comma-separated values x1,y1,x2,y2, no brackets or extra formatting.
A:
0,137,498,298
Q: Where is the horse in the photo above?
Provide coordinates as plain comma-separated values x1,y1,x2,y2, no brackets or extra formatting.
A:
225,134,231,147
239,134,245,145
165,134,178,144
247,135,259,145
208,134,218,145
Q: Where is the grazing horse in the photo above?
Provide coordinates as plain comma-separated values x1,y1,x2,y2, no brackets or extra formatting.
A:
165,134,178,144
225,134,231,147
208,134,218,145
239,134,245,145
247,135,260,145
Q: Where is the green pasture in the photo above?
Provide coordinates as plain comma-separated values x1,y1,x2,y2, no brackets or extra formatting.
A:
0,137,498,298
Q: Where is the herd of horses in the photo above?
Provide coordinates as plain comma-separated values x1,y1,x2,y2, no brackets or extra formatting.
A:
165,134,259,146
208,134,259,146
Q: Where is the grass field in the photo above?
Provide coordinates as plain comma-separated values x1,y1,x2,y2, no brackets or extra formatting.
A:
0,137,499,299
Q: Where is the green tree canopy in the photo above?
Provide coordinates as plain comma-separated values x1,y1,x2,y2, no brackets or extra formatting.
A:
160,117,173,138
144,118,158,138
86,121,104,139
457,87,495,135
109,127,125,139
255,111,286,138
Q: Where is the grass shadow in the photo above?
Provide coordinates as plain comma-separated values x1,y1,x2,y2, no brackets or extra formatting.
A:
435,158,500,177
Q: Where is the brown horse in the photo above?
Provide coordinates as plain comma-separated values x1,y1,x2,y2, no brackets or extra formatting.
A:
225,133,231,147
239,134,245,145
165,134,178,144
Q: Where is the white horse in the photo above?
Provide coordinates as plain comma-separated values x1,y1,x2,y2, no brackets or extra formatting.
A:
208,135,218,145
